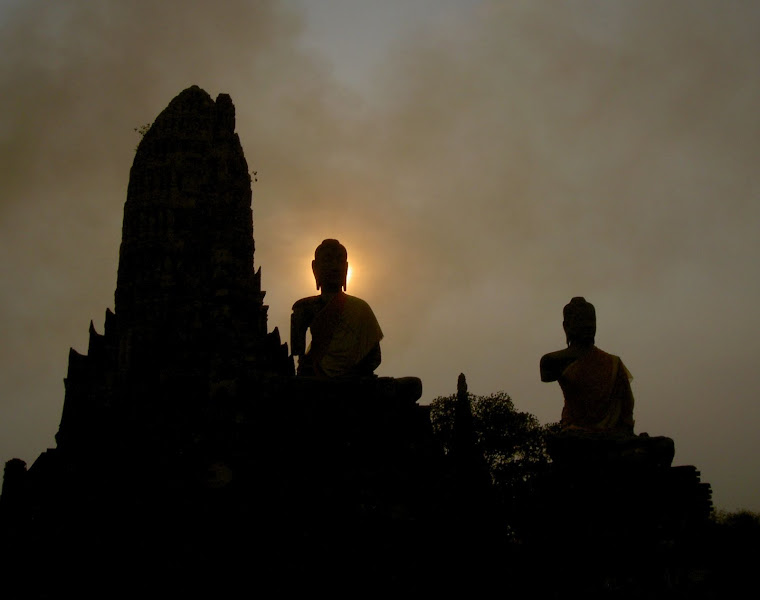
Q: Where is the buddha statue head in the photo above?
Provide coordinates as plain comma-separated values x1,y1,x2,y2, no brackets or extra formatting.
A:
563,297,596,347
312,239,348,293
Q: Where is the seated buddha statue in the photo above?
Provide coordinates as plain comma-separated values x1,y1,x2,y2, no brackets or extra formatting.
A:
540,297,635,435
540,299,676,480
291,239,383,377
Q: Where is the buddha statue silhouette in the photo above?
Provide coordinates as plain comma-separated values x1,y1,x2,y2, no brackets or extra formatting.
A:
540,297,635,435
291,239,383,377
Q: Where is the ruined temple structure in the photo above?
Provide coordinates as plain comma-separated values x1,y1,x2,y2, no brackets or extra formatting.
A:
0,87,718,598
56,87,293,459
0,87,500,598
519,433,714,595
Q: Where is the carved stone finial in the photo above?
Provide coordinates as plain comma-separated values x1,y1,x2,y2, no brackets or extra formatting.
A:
457,373,467,397
453,372,474,460
214,93,236,137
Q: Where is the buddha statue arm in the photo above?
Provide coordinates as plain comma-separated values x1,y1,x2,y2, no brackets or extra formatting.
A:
290,297,321,357
353,342,381,375
540,346,587,382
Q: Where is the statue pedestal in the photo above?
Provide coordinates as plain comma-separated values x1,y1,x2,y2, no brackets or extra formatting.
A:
547,430,675,470
523,429,712,595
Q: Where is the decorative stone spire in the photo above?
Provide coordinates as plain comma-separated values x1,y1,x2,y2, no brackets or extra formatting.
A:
56,86,291,452
116,86,268,376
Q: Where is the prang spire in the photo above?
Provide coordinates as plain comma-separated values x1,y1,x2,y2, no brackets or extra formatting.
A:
56,86,291,452
116,86,266,356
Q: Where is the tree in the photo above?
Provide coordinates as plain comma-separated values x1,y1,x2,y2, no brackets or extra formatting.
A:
429,390,558,513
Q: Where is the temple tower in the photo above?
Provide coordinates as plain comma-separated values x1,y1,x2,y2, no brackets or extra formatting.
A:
56,86,291,453
117,87,266,365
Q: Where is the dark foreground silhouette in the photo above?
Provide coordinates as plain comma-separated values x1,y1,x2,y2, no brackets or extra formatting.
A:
0,87,732,599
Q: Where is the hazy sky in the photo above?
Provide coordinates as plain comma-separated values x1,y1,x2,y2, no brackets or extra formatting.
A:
1,0,759,512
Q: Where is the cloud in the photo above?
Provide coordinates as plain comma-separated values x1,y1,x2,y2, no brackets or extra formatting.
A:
0,0,349,478
1,0,759,511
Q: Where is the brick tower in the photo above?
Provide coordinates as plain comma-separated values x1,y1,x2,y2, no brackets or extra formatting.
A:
56,86,291,456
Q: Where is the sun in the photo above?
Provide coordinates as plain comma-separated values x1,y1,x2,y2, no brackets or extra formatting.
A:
346,264,353,288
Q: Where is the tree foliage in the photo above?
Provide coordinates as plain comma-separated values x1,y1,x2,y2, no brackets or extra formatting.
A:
133,122,152,138
133,122,152,151
430,391,558,505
